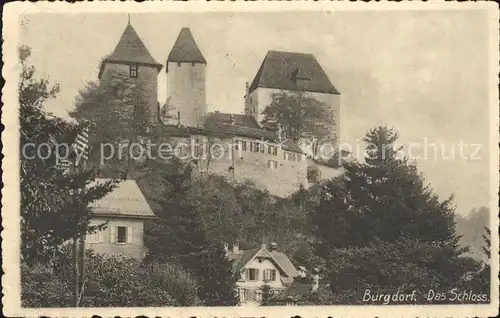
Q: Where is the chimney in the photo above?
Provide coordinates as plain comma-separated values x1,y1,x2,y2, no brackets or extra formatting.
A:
276,123,282,142
311,267,320,293
269,242,277,251
229,114,235,125
223,242,229,257
232,243,239,254
177,111,181,127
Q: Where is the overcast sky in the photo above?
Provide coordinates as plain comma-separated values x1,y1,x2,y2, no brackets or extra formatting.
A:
20,10,493,216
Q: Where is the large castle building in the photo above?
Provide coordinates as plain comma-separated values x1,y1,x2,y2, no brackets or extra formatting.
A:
97,22,342,197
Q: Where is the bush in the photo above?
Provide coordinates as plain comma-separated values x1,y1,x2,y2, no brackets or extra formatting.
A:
21,249,185,307
21,263,73,307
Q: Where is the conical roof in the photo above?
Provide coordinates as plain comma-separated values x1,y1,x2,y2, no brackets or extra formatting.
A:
99,23,162,78
167,28,207,64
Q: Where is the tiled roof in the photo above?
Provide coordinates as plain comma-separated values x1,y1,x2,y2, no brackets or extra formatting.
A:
204,121,304,154
153,124,208,137
154,121,304,154
89,178,156,218
205,112,260,129
231,245,298,279
270,250,299,278
249,50,339,95
99,24,162,78
167,28,207,65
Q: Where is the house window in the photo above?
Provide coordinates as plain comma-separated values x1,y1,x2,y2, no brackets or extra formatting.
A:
246,268,259,281
192,62,195,67
243,289,253,301
242,141,247,151
297,154,302,162
260,143,265,153
117,226,127,243
86,231,101,244
177,62,181,67
283,151,287,160
129,64,138,78
263,269,277,281
268,160,278,169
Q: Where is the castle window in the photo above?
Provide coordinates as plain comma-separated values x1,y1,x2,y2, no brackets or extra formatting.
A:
129,64,138,78
268,160,278,169
253,143,260,153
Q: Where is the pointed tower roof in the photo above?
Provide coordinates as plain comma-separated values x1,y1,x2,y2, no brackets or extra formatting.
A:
249,50,339,95
167,28,207,65
99,23,162,78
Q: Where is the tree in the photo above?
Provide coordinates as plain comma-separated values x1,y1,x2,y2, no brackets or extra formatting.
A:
70,69,152,143
195,244,239,306
19,45,117,264
22,248,184,307
323,238,484,305
481,226,491,259
260,283,275,306
260,91,335,146
69,67,155,176
311,126,460,255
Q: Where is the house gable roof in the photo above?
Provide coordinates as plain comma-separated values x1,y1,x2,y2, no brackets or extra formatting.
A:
167,28,207,65
232,245,298,278
99,24,162,78
90,178,156,218
249,50,339,95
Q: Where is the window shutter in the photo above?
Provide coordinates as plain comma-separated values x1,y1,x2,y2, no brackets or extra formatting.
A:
127,227,133,244
255,269,260,281
110,226,116,243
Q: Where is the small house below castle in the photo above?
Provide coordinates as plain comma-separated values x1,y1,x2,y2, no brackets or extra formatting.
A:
86,179,156,259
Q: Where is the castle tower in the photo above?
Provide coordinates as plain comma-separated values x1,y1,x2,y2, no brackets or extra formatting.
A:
166,28,207,127
98,21,163,124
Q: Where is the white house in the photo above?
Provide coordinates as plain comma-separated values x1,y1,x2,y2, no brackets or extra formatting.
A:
227,242,299,306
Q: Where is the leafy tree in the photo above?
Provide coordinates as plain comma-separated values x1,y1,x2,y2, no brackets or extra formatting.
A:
19,45,117,264
70,70,152,144
260,91,335,145
195,244,239,306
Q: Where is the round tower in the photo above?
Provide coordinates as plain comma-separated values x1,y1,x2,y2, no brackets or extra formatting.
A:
166,28,207,128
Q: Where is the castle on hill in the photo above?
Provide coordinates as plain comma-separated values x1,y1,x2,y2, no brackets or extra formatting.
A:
97,21,342,196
